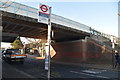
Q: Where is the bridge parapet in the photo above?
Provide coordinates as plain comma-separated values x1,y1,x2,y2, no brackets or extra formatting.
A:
0,1,90,34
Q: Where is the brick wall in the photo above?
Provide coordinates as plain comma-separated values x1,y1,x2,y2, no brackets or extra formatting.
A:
51,38,112,65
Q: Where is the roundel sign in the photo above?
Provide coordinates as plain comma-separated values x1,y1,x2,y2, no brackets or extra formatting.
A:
40,5,48,12
39,4,50,15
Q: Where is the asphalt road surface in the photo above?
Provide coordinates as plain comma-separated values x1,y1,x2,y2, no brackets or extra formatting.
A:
1,55,120,80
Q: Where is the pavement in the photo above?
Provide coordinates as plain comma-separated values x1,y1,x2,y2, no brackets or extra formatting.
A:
27,54,120,71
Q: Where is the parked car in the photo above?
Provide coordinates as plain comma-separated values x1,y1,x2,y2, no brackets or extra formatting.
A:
2,49,27,64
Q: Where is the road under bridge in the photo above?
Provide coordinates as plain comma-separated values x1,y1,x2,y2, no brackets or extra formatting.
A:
0,1,114,66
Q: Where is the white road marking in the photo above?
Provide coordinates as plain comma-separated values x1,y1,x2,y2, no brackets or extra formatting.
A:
82,70,101,74
90,69,107,72
82,69,107,74
70,71,109,79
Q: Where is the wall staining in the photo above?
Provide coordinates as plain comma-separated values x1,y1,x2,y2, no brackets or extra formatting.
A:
51,38,112,65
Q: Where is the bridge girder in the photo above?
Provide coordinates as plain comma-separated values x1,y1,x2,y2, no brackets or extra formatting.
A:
2,11,90,42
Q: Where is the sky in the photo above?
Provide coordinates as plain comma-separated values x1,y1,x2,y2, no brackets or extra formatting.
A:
1,0,119,47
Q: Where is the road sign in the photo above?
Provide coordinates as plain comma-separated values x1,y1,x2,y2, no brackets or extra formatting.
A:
39,4,50,15
38,3,50,24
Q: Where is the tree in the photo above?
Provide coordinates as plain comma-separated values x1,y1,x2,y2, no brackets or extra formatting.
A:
25,38,46,48
25,38,46,57
11,37,24,49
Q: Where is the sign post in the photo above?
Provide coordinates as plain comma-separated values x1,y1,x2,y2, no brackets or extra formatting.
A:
39,3,51,79
111,36,115,68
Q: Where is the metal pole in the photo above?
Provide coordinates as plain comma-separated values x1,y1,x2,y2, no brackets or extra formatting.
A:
0,10,2,79
47,7,52,80
23,42,25,54
111,37,115,68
